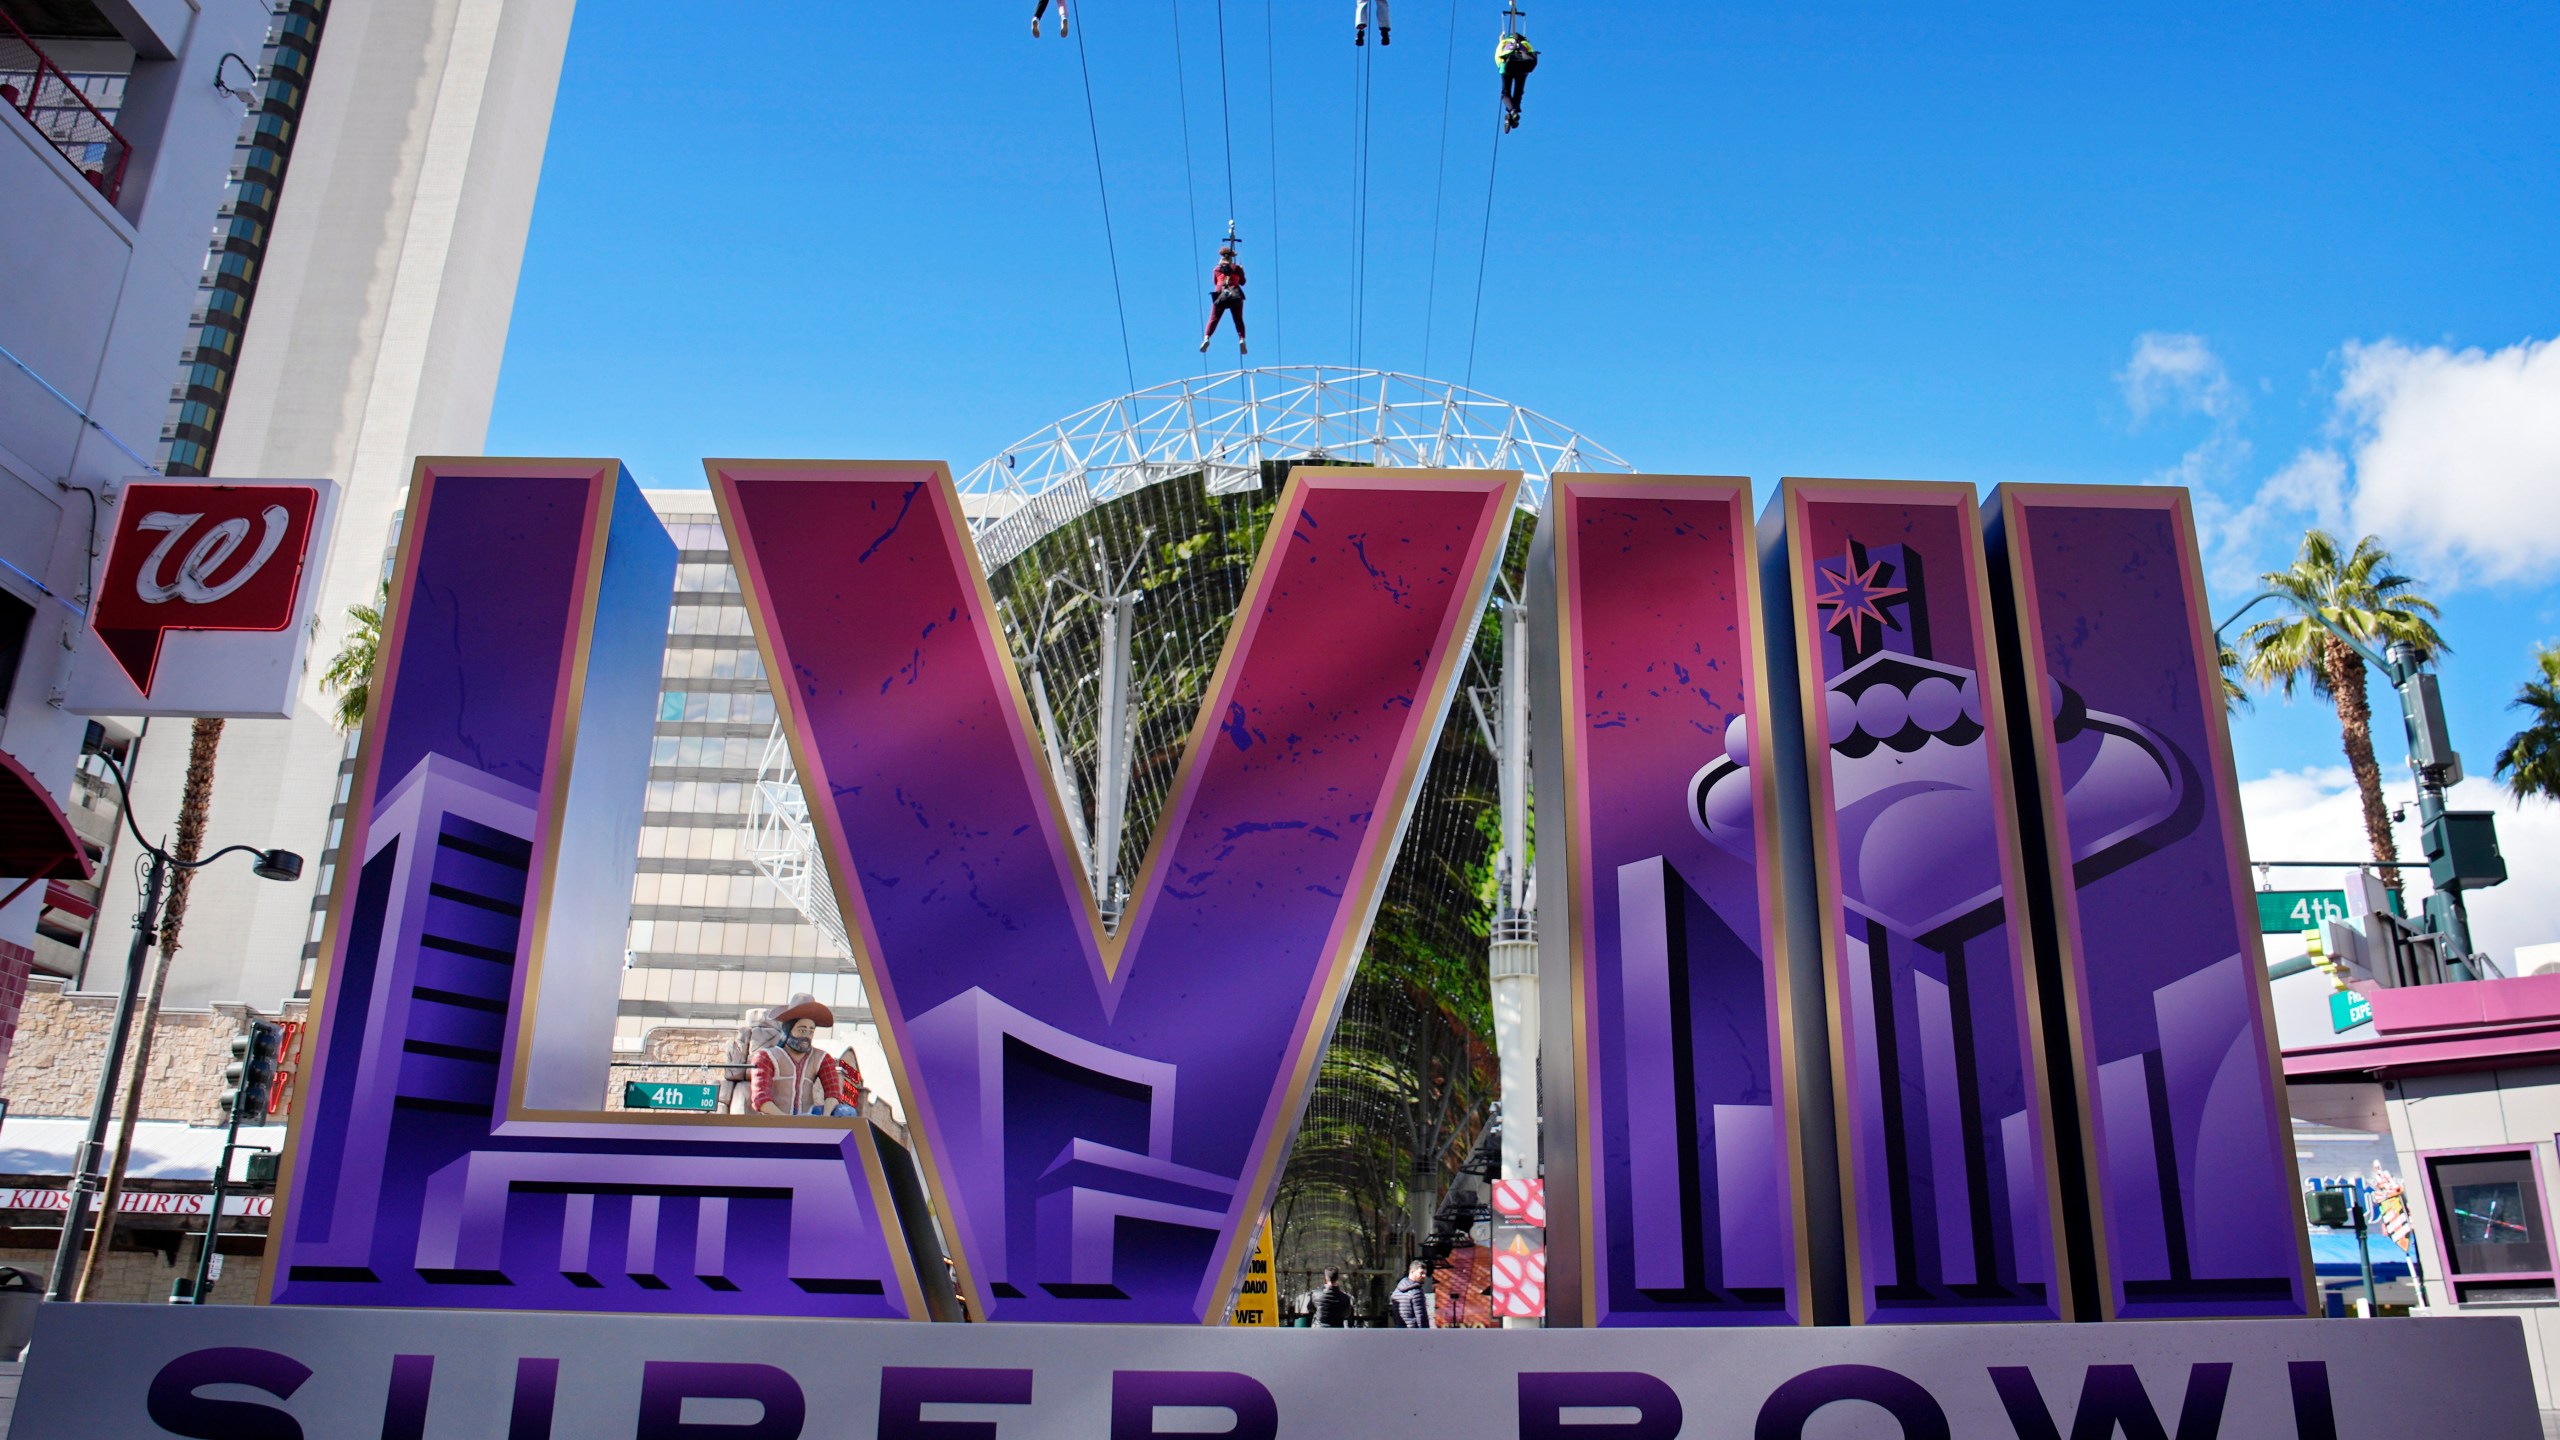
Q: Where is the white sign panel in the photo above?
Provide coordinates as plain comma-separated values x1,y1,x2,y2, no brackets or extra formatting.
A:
68,476,341,718
9,1303,2538,1439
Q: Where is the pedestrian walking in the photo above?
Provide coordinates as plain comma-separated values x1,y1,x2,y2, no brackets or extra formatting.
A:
1312,1267,1356,1327
1390,1260,1436,1328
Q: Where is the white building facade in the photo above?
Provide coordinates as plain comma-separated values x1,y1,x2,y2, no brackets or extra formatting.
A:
0,0,275,1062
111,0,575,1013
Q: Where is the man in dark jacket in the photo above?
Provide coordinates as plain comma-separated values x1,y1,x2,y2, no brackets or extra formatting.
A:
1390,1261,1435,1328
1312,1268,1355,1327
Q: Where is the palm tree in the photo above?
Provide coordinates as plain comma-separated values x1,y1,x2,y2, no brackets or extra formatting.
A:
2496,645,2560,802
2239,531,2447,901
2218,640,2250,713
319,584,387,731
76,715,223,1298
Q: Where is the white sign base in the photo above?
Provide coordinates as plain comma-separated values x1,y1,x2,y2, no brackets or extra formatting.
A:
9,1302,2538,1439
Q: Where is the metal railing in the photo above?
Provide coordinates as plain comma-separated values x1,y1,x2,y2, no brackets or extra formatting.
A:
0,11,132,202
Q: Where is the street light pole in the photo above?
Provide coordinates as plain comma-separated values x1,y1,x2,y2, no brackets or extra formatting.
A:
43,848,164,1301
39,751,300,1303
2353,1196,2379,1317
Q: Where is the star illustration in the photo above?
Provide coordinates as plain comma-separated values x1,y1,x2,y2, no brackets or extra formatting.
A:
1814,544,1907,649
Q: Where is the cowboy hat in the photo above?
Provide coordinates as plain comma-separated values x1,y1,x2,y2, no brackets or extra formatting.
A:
771,993,834,1030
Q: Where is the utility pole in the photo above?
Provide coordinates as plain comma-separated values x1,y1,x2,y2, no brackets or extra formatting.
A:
1470,596,1538,1328
2352,1193,2379,1317
1072,533,1150,927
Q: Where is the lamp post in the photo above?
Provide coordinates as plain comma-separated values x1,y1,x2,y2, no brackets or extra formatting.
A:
42,751,299,1302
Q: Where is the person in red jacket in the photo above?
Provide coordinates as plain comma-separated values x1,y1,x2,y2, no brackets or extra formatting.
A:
1200,244,1247,355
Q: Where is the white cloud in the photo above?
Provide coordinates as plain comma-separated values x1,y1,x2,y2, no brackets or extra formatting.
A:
2122,335,2266,586
2337,337,2560,584
2239,765,2560,969
2120,332,2237,425
2111,330,2560,591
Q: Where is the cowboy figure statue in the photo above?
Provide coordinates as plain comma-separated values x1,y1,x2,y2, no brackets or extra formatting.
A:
750,992,860,1118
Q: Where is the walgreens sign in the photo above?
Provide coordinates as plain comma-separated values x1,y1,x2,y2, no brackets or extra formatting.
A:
70,477,341,718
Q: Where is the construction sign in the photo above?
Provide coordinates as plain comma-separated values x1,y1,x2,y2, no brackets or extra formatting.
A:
1230,1217,1278,1325
1491,1177,1545,1226
1491,1224,1546,1319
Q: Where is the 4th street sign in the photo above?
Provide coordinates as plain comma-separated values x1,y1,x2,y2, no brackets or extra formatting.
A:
2255,889,2350,935
620,1082,718,1112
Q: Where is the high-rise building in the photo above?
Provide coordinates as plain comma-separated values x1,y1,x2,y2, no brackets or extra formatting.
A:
112,0,578,1013
0,0,274,1064
615,493,873,1064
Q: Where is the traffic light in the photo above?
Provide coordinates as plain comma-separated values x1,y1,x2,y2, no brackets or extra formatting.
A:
223,1019,285,1120
2304,1187,2353,1230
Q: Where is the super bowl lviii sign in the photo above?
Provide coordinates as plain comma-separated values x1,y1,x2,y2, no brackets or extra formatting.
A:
13,461,2541,1440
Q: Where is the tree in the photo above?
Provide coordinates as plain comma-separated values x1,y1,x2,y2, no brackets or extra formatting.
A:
319,584,387,731
2218,640,2249,713
2496,645,2560,803
76,715,223,1299
2239,531,2446,900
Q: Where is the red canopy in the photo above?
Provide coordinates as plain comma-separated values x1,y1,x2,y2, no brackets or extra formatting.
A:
0,747,90,882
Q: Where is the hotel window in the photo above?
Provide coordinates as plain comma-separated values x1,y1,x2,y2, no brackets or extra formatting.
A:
2427,1151,2554,1303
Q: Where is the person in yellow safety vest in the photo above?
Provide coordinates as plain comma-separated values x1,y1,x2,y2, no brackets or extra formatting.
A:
1497,32,1539,131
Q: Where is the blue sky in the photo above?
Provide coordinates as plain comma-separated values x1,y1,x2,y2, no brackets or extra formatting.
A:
489,4,2560,949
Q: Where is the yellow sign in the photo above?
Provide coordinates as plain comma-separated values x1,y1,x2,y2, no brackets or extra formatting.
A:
1230,1217,1278,1325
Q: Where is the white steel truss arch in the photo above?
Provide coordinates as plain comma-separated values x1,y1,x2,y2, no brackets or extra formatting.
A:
749,367,1634,960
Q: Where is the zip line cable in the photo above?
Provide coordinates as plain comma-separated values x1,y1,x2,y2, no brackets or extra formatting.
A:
1464,117,1504,391
1263,0,1284,364
1213,0,1237,223
1170,0,1206,366
1071,11,1138,391
1350,44,1375,368
1419,0,1460,378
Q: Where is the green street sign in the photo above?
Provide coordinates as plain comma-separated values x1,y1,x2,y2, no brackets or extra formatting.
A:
2330,989,2374,1033
2255,889,2349,935
623,1081,719,1112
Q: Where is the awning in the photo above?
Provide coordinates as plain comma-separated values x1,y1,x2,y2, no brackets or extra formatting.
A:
0,748,88,882
2309,1230,2411,1278
0,1117,286,1184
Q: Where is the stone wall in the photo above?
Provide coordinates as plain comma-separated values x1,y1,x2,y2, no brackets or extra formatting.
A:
0,1240,262,1305
0,940,30,1085
0,978,305,1122
605,1024,737,1112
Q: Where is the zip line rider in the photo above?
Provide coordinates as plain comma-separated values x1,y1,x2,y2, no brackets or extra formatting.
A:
1356,0,1390,45
1031,0,1066,38
1200,243,1248,355
1497,30,1538,131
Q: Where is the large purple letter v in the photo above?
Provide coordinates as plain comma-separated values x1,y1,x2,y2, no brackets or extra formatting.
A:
714,462,1518,1322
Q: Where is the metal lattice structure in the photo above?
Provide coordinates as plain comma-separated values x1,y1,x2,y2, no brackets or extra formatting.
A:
750,366,1631,960
961,367,1629,568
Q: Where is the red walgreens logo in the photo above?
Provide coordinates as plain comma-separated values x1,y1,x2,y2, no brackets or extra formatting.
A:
92,483,319,694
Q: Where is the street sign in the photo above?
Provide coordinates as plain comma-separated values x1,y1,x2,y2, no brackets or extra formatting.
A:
2256,889,2350,935
2330,989,2374,1033
621,1082,718,1112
